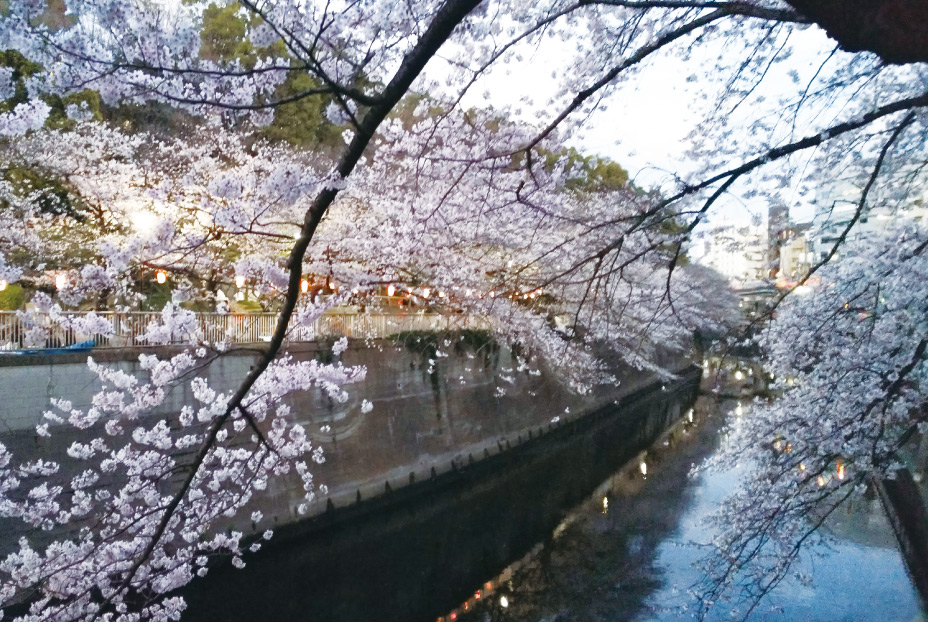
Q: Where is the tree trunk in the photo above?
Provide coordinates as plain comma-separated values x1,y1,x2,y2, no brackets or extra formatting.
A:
786,0,928,64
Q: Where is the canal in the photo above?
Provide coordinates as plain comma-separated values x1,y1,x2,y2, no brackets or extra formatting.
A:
452,397,926,622
181,391,925,622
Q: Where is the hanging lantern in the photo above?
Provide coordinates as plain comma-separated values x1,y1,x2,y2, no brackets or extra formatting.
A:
301,279,309,294
235,275,246,289
387,284,396,296
55,273,67,289
156,270,167,284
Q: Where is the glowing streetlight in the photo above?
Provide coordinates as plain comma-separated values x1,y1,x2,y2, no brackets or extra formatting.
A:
156,270,167,284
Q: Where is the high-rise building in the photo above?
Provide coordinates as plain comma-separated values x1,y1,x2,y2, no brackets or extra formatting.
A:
767,203,790,279
698,223,768,286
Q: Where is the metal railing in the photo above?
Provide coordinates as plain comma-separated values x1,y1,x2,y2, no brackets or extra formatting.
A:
0,311,491,351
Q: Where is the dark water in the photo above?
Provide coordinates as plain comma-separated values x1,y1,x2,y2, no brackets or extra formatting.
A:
180,374,700,622
453,398,926,622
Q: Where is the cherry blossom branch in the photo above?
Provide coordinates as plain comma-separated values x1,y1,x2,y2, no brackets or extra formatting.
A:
109,0,486,603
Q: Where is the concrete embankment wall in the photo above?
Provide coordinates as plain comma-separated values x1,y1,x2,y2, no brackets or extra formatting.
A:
179,367,702,622
874,469,928,608
0,338,685,546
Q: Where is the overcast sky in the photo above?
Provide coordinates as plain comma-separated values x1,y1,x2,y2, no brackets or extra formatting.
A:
432,23,838,227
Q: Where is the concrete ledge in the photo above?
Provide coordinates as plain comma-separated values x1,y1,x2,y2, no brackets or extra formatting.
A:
874,469,928,608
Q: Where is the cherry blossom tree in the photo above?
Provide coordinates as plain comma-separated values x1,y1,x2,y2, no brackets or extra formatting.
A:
0,99,720,622
698,224,928,618
0,0,926,619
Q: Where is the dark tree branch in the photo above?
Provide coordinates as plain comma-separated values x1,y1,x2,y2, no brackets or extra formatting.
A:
587,0,808,23
110,0,485,603
785,0,928,64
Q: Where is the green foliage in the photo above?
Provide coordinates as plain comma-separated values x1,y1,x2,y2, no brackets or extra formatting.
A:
654,210,690,265
259,72,342,149
141,283,172,311
538,147,629,192
43,90,104,129
390,93,444,128
0,0,73,29
104,101,197,136
0,49,42,113
1,167,88,221
583,159,629,191
200,3,257,66
198,3,340,149
0,283,24,310
232,299,263,313
0,50,102,130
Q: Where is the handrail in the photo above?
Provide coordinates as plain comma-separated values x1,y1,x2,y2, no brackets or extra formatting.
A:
0,311,490,350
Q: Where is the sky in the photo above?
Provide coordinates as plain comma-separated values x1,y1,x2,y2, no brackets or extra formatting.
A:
431,20,840,228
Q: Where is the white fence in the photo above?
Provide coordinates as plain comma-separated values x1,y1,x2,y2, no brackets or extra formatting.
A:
0,311,491,350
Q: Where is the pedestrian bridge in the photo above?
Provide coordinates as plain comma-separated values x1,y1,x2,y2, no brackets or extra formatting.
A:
0,309,491,350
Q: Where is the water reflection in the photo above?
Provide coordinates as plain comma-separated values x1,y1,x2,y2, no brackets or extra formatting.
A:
180,378,699,622
457,398,926,622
